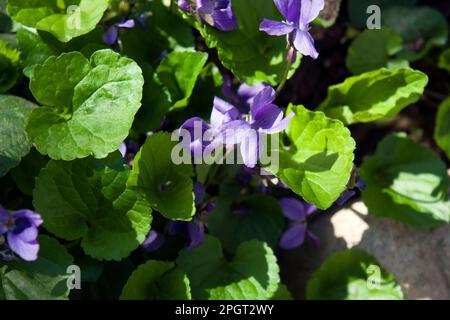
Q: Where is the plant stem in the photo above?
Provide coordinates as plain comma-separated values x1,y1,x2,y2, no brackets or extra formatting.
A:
275,46,295,98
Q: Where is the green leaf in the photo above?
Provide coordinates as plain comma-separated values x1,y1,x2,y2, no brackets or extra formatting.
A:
438,49,450,72
0,95,37,177
135,61,223,134
0,235,74,300
177,235,280,300
27,49,144,160
10,148,48,195
382,6,449,61
0,38,20,92
7,0,109,42
191,0,300,85
271,283,293,300
435,97,450,159
347,0,417,28
127,132,195,221
179,62,224,121
120,260,191,300
16,27,54,78
132,63,171,132
32,153,152,261
0,0,13,33
121,0,194,66
361,133,450,227
133,52,209,133
346,29,407,75
266,105,355,210
319,68,428,125
156,51,208,110
17,26,106,78
208,186,284,253
306,250,403,300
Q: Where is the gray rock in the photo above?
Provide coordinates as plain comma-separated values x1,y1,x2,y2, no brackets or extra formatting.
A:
279,201,450,300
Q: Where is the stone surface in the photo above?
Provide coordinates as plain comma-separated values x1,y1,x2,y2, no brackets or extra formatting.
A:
279,201,450,300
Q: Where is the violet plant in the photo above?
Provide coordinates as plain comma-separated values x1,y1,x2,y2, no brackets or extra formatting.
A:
0,0,448,302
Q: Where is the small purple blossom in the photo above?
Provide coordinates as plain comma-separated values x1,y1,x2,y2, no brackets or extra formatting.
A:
335,189,357,206
178,96,242,157
194,181,206,206
179,86,292,168
118,140,140,164
221,75,269,114
141,230,165,252
178,0,238,31
218,87,294,168
335,177,367,206
167,182,214,249
168,219,205,250
279,197,318,249
0,206,43,261
260,0,324,59
103,19,136,45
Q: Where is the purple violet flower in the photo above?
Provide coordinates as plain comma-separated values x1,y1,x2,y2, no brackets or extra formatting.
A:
179,87,292,168
218,86,294,168
259,0,324,59
103,19,136,45
167,182,214,250
279,197,319,249
0,206,43,261
178,0,238,31
221,75,269,114
118,140,140,164
179,96,242,157
193,181,206,206
335,190,357,206
335,177,367,206
168,219,205,250
141,230,165,252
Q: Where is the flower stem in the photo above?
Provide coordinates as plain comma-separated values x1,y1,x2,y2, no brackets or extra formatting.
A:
275,46,295,98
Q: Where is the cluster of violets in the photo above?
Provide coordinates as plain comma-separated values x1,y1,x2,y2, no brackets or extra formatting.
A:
1,0,339,262
179,84,293,168
178,0,237,31
104,0,323,60
176,0,323,59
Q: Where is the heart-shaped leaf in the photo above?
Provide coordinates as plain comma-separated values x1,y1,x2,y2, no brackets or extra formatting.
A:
319,68,428,125
346,29,406,75
120,260,191,300
7,0,109,42
177,235,280,300
306,250,403,300
266,105,355,210
33,152,152,261
361,133,450,227
127,132,195,221
382,6,449,61
17,27,106,78
27,49,144,160
0,95,37,177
